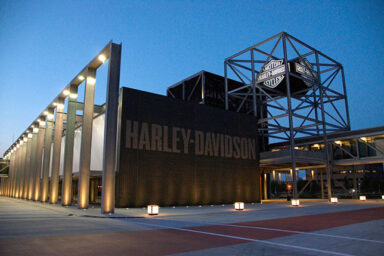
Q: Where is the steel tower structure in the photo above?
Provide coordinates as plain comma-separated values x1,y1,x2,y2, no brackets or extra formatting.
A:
224,32,350,199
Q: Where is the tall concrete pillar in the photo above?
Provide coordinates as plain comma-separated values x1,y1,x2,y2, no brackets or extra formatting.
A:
102,43,121,214
62,84,78,206
78,68,96,209
15,146,21,197
7,152,13,196
15,144,22,198
9,152,15,197
20,139,28,198
41,110,54,202
11,146,17,197
50,99,64,204
18,140,25,198
33,121,45,201
22,136,32,199
28,130,38,200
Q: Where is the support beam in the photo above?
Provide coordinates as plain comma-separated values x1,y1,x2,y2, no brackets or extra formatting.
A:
78,68,96,209
41,110,54,202
12,150,17,197
90,179,95,203
316,51,332,200
320,169,324,199
33,121,45,201
8,152,14,197
282,33,298,199
15,144,22,198
18,139,27,199
102,43,121,214
62,84,78,206
263,173,268,200
28,131,38,200
50,100,64,204
352,168,358,199
10,149,15,197
22,136,32,199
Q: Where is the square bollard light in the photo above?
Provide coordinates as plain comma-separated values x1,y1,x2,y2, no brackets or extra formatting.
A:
330,197,338,203
147,205,159,215
234,202,244,210
291,199,300,206
359,196,366,201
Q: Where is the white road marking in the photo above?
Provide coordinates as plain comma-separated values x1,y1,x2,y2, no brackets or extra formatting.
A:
127,219,354,256
212,222,384,245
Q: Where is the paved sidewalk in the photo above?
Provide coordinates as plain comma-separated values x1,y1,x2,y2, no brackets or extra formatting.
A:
0,197,383,255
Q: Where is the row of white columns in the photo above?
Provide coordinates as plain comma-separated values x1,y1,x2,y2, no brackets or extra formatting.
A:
1,42,121,213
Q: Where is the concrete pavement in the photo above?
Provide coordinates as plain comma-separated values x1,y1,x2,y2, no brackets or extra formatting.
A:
0,197,384,255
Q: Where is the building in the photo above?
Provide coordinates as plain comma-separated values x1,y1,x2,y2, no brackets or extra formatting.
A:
1,32,384,213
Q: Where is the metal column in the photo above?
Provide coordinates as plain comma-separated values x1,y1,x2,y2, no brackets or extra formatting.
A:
22,136,32,199
9,151,15,197
315,52,332,200
101,43,121,213
41,111,54,202
33,122,45,201
28,131,38,200
78,68,96,209
62,84,78,206
50,100,64,204
282,33,298,199
15,144,22,198
18,140,27,198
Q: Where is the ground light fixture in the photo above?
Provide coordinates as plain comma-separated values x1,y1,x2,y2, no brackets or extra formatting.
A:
147,205,159,215
291,199,300,206
330,197,338,203
359,196,366,201
382,195,384,200
234,202,244,210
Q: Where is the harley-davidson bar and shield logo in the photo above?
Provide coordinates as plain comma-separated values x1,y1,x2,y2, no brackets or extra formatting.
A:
294,58,317,86
256,58,317,89
256,59,285,88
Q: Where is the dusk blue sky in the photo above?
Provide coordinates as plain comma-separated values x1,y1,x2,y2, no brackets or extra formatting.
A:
0,0,383,155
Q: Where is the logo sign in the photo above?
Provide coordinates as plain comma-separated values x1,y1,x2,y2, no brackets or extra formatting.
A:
295,59,317,86
257,59,286,89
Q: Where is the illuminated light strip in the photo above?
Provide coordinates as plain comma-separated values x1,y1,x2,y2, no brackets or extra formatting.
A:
127,220,352,256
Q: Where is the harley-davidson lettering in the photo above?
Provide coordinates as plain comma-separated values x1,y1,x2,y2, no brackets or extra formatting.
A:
125,120,257,160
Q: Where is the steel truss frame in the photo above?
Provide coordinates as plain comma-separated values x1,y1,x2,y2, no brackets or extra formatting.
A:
225,32,351,199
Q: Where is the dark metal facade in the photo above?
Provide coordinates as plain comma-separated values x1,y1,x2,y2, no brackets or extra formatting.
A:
116,87,261,207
